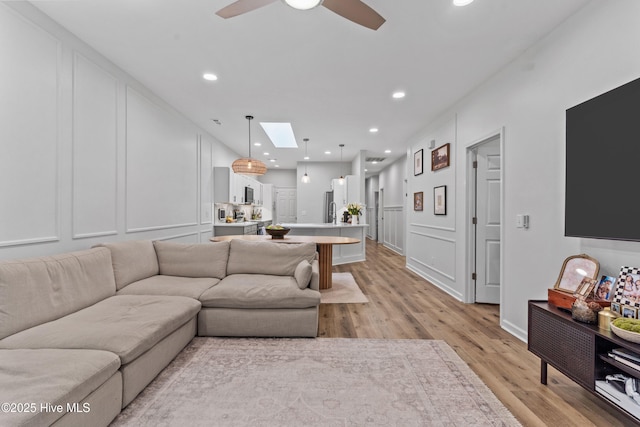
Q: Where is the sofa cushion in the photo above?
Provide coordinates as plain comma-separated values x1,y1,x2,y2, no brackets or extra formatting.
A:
0,348,120,427
0,295,201,365
226,240,316,276
294,260,313,289
153,240,229,279
117,275,220,299
94,240,159,290
0,248,116,340
199,274,320,309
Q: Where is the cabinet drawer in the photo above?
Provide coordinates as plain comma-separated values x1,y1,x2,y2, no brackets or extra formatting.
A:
529,305,595,388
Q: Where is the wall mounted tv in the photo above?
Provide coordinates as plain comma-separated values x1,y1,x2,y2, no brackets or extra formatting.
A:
565,76,640,241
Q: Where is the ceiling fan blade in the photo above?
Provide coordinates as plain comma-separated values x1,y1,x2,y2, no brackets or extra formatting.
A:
215,0,278,19
321,0,385,30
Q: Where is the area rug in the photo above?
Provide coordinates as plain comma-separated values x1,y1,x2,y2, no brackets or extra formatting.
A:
111,338,520,426
320,272,368,304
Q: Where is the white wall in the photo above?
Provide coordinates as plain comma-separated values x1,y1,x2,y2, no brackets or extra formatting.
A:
296,162,349,224
0,2,240,260
378,156,406,254
259,169,297,188
403,0,640,340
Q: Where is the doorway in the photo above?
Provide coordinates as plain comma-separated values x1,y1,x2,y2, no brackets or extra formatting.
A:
275,187,297,223
373,191,379,241
467,133,503,304
378,188,384,243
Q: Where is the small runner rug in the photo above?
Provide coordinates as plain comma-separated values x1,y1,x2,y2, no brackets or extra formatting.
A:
320,272,368,304
112,338,521,426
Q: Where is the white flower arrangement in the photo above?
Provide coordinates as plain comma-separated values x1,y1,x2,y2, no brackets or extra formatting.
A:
346,202,363,216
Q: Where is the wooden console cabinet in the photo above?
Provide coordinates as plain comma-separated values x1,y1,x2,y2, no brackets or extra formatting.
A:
528,301,640,424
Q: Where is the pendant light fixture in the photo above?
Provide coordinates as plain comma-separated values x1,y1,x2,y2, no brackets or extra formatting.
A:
232,115,267,176
338,144,345,185
301,138,310,184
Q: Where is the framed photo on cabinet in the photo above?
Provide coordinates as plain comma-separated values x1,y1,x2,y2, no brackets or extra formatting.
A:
434,185,446,215
414,149,424,176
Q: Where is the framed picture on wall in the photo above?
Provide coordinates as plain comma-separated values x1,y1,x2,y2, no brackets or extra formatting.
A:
414,149,424,176
431,143,450,171
434,185,446,215
414,192,423,211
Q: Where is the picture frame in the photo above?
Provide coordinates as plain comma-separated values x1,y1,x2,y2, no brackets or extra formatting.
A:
622,305,638,319
594,275,616,301
552,254,600,293
573,277,597,299
611,302,621,314
612,266,640,309
434,186,446,215
414,149,424,176
431,143,450,171
413,192,423,211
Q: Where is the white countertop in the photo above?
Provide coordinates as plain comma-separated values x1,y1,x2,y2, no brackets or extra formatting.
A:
280,223,367,228
214,221,260,227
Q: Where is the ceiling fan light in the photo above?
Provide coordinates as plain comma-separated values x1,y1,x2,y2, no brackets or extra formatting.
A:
453,0,474,6
283,0,322,11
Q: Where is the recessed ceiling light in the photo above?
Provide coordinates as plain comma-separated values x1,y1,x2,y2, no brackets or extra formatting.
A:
203,73,218,81
364,168,368,172
304,156,310,160
263,152,270,156
275,165,280,168
325,151,331,155
385,149,391,154
369,127,379,133
453,0,474,6
253,142,261,147
372,161,378,164
269,159,276,163
259,122,298,148
392,91,406,99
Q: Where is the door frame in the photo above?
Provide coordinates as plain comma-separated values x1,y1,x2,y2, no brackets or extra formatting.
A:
465,128,505,310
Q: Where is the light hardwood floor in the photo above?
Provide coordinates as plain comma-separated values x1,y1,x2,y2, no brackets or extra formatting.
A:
319,239,635,426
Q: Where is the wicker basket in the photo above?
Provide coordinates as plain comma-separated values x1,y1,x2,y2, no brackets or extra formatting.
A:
611,323,640,344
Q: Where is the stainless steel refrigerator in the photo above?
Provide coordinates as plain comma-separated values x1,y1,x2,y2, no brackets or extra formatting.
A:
324,191,334,223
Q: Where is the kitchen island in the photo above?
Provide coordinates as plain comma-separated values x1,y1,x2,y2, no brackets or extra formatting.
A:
280,223,366,266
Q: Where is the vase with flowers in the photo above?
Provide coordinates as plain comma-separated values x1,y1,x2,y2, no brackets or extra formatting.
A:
346,202,363,225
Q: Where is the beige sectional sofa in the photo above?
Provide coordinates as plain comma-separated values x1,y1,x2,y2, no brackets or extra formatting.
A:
0,239,320,426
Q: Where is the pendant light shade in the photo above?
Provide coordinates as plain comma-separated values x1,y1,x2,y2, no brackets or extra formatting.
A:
232,115,267,176
338,144,345,185
301,138,311,184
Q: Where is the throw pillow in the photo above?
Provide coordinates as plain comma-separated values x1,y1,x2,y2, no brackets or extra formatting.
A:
294,260,313,290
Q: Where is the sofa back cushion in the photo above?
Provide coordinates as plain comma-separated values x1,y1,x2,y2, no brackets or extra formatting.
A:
153,241,229,279
0,247,116,340
94,240,159,290
227,240,316,276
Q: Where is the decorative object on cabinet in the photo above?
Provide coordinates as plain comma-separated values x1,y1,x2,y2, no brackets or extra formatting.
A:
612,266,640,310
595,275,616,301
433,185,446,215
574,277,598,299
612,302,622,314
413,192,423,211
431,143,450,171
301,138,310,184
414,149,423,176
552,254,600,293
265,226,290,239
571,298,601,324
621,305,638,319
232,115,267,176
611,317,640,342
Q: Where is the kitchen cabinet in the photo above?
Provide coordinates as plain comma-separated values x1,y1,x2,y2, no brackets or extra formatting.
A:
331,178,347,207
214,223,258,236
214,167,263,204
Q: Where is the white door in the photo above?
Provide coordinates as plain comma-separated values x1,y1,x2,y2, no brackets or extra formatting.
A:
275,187,297,224
474,137,501,304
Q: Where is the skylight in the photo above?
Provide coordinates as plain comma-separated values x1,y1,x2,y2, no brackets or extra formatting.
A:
259,122,298,148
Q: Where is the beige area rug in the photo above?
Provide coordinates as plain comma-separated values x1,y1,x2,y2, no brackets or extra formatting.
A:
320,272,368,304
112,338,521,427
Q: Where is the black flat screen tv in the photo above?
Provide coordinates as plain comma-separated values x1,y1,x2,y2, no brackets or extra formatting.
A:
565,76,640,241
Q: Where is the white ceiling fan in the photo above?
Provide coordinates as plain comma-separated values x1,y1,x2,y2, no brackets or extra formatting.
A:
215,0,386,31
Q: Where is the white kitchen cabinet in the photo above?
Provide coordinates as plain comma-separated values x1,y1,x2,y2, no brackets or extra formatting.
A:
331,178,347,208
346,175,361,205
214,167,238,203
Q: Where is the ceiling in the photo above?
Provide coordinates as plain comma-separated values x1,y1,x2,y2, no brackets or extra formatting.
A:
30,0,590,174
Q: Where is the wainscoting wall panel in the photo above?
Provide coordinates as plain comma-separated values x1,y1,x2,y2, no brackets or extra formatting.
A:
200,135,213,225
0,5,60,247
125,87,198,233
72,52,118,238
383,206,404,254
